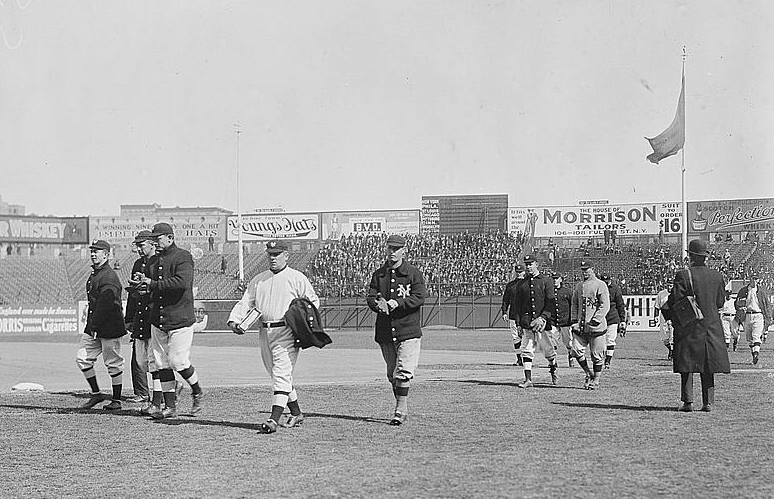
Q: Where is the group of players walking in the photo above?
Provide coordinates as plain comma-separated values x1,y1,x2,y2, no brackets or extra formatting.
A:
78,227,771,427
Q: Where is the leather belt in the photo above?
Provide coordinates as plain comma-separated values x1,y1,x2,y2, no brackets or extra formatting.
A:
748,311,762,315
722,313,735,316
262,320,286,328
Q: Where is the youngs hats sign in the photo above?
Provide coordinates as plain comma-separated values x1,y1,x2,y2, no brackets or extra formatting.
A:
227,213,320,241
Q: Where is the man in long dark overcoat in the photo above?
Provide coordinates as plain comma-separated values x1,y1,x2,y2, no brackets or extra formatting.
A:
664,239,730,412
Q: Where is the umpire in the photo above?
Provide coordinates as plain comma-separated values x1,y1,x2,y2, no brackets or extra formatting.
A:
77,239,126,410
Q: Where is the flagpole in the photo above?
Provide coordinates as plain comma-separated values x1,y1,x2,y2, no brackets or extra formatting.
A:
680,47,688,256
235,125,244,284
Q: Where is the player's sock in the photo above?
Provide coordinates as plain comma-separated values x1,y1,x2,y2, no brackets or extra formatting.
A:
270,391,290,422
177,365,202,395
395,380,409,414
110,371,122,401
287,389,301,416
522,358,533,382
577,358,590,376
514,342,522,365
151,372,163,407
160,369,176,409
81,368,99,393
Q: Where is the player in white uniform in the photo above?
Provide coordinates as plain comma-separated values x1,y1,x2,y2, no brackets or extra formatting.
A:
228,240,320,434
719,285,740,351
654,282,673,360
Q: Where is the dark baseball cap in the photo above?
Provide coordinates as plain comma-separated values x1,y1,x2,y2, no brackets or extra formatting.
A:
133,230,154,244
523,255,536,265
150,222,174,237
600,273,611,282
89,239,110,252
552,271,562,279
580,260,593,269
386,234,406,248
514,263,525,272
265,240,288,254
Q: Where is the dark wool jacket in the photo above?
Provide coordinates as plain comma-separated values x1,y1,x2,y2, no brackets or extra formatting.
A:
605,282,627,325
125,256,152,340
510,272,555,329
145,243,195,331
501,278,521,319
554,284,573,327
85,262,126,339
285,297,332,349
366,260,426,343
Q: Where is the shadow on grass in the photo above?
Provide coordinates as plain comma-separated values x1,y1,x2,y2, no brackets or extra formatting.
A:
551,401,676,412
0,402,141,417
456,379,587,390
153,411,390,429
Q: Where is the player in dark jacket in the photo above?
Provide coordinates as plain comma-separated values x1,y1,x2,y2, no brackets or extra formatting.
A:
366,234,426,426
76,239,126,410
510,255,557,388
551,272,574,367
601,274,627,369
124,230,155,404
501,263,526,365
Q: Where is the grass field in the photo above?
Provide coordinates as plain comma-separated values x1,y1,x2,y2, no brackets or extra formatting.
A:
0,330,772,498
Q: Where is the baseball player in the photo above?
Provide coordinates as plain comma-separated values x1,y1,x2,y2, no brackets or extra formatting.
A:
719,285,739,351
501,263,526,366
131,222,204,419
735,273,772,365
655,281,673,360
77,239,126,410
600,273,626,369
366,234,427,425
570,260,610,390
551,271,574,368
228,240,320,434
510,255,557,388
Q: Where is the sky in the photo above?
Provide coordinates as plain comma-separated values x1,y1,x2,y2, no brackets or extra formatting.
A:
1,0,773,217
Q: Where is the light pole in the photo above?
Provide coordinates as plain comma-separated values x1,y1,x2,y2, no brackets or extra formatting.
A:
235,124,244,284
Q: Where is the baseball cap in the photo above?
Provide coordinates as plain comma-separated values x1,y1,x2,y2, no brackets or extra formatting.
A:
265,240,288,254
523,255,536,265
579,260,593,270
150,222,174,237
551,271,561,279
514,263,525,272
600,273,611,282
133,230,154,244
386,234,406,248
89,239,110,252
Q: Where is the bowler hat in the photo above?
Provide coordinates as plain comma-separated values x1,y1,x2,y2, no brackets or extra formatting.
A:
386,234,406,248
686,239,709,257
150,222,174,237
89,239,111,252
265,240,288,254
133,230,154,244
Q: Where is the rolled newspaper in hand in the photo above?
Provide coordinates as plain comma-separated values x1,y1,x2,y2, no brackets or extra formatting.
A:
238,308,263,332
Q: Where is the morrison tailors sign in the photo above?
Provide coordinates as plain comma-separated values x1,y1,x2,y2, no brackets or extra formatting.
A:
687,198,774,234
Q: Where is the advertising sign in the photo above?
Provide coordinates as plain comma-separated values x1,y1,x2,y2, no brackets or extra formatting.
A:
320,211,420,239
90,216,224,248
0,305,80,334
421,197,440,234
0,216,88,244
226,213,320,241
507,203,682,238
687,198,774,234
625,294,660,332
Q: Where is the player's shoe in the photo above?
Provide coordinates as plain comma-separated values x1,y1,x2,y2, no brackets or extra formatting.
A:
589,378,600,390
191,391,205,415
604,361,610,370
732,339,738,351
258,419,279,434
678,402,693,412
550,371,558,386
281,413,305,428
80,393,107,409
516,380,533,389
568,357,575,368
141,404,160,417
753,352,759,365
103,400,122,411
389,412,407,426
700,404,712,412
583,374,591,390
151,407,177,420
125,395,147,404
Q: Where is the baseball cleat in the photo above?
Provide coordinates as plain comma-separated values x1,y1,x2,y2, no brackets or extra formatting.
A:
752,352,759,365
125,395,147,404
389,412,407,426
589,378,600,390
700,404,712,412
151,407,177,420
80,393,107,409
141,404,160,417
191,391,205,415
258,419,278,434
103,400,122,411
583,374,591,390
516,380,533,389
678,402,693,412
281,413,305,428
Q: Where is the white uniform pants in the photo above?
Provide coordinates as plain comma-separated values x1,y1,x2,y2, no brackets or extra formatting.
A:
571,333,606,368
509,319,522,344
744,313,765,346
520,327,557,361
76,333,124,376
721,315,740,343
604,323,618,348
259,325,299,394
659,316,673,347
150,324,194,371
